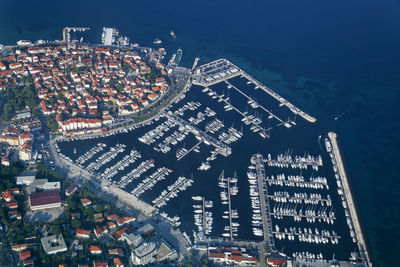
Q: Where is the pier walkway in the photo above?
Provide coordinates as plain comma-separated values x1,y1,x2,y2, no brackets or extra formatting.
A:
205,88,273,134
49,140,156,216
192,59,243,86
131,168,169,197
269,212,336,220
192,58,316,123
225,81,283,123
328,132,372,267
251,154,276,252
177,140,203,161
267,195,332,205
164,111,231,157
152,177,188,207
227,177,233,241
242,72,316,123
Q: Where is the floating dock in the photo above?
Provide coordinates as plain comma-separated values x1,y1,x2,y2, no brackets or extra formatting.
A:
164,111,231,157
225,80,283,123
328,132,372,267
193,59,316,123
251,154,276,251
242,72,316,123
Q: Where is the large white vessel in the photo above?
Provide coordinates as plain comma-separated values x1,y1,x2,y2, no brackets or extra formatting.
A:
198,162,211,171
153,38,162,44
325,138,332,152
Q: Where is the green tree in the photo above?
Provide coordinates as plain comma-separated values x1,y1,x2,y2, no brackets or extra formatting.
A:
47,114,59,132
2,103,14,120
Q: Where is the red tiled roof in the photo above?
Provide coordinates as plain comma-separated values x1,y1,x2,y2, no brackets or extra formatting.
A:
76,228,90,236
29,191,60,207
93,260,108,267
267,258,287,266
210,252,225,259
20,250,31,261
113,258,124,266
90,245,101,251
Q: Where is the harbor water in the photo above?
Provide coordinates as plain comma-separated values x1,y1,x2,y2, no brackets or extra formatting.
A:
1,0,400,265
58,77,357,261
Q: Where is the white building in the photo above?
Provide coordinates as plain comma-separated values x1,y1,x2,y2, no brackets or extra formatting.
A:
131,242,157,265
16,175,36,185
41,235,67,255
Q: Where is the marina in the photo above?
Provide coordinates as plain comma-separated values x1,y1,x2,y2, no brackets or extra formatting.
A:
53,59,369,265
328,132,372,266
192,59,316,123
217,171,240,241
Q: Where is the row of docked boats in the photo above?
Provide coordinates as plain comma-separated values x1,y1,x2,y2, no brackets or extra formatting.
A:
117,159,155,189
218,171,240,239
75,143,107,165
266,153,323,170
205,118,224,134
152,176,194,208
173,101,201,116
218,126,243,144
85,143,126,172
138,117,177,145
270,191,332,206
266,174,329,190
271,202,336,224
205,86,273,139
274,225,339,244
100,149,141,180
159,212,181,227
192,196,214,237
155,128,189,154
292,252,325,262
188,110,210,126
326,137,357,243
131,167,172,197
246,165,264,237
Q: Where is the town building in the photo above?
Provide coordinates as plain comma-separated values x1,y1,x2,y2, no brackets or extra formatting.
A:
208,247,258,265
130,242,157,265
80,198,91,207
16,174,36,185
29,190,61,211
121,232,143,248
135,223,154,237
41,235,67,255
113,258,124,267
76,228,91,239
156,239,178,262
89,245,102,255
93,260,108,267
66,183,77,196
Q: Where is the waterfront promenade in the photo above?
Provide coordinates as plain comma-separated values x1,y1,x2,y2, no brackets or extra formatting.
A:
48,139,156,216
328,132,372,267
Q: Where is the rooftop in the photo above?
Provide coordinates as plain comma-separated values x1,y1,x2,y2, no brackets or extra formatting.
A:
29,190,61,207
134,242,157,258
41,234,67,255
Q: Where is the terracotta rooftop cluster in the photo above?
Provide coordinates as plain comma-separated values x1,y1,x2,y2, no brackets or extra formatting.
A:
0,44,168,136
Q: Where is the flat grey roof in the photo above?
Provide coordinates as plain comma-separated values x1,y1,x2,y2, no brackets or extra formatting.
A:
41,234,67,254
134,242,157,257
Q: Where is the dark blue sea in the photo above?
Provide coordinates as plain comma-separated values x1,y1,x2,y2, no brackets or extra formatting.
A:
1,0,400,266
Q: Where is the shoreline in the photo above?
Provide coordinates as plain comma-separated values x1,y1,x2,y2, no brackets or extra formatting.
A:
52,66,192,142
328,132,372,267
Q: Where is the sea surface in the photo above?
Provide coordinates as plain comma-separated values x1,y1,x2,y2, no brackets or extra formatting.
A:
1,0,400,266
